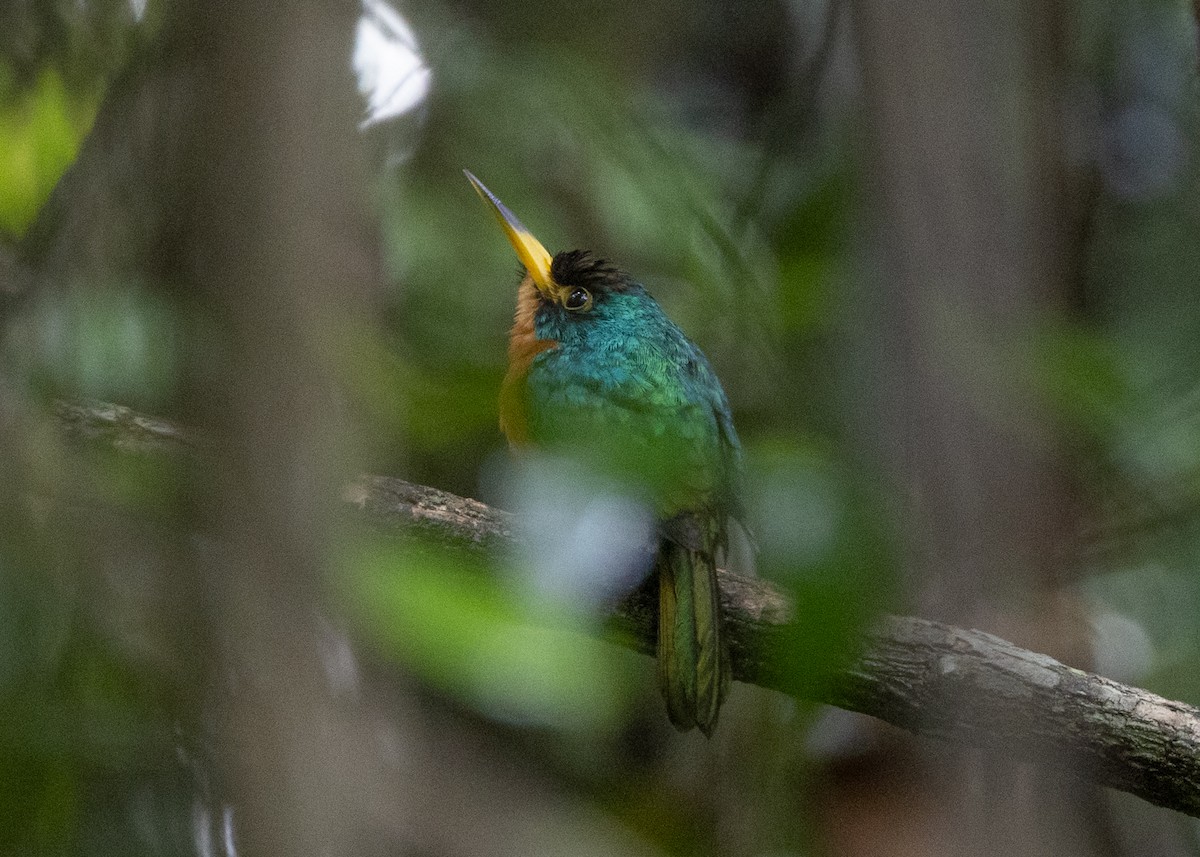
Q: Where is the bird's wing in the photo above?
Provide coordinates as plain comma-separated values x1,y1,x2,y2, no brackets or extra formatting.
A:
680,340,746,524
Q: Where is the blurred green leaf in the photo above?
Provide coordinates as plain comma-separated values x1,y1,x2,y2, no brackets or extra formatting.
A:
1030,322,1129,433
342,536,631,731
8,283,179,410
747,440,896,695
0,69,99,238
773,163,854,333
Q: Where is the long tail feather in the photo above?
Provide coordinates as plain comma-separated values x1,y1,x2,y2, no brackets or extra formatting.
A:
658,553,695,731
691,547,728,735
657,538,730,736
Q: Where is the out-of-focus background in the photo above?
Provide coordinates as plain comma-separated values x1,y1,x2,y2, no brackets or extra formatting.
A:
3,0,1200,855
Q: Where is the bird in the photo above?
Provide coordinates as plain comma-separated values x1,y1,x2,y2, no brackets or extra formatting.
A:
466,170,743,736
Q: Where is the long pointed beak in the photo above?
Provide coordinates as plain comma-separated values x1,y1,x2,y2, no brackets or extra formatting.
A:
464,170,555,294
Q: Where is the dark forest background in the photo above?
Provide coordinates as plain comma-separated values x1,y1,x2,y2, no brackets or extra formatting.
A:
4,1,1200,855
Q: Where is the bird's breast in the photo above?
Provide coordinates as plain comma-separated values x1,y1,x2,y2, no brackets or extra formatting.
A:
500,277,556,445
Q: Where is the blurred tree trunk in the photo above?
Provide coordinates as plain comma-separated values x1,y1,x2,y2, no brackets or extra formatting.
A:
169,1,385,854
835,1,1110,856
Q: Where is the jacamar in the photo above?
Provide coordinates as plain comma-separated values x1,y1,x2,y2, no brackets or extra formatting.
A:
466,170,743,735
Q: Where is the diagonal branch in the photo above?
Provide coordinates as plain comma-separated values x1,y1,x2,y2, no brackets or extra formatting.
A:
58,401,1200,819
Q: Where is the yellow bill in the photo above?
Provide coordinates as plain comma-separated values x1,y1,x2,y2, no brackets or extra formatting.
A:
464,170,555,294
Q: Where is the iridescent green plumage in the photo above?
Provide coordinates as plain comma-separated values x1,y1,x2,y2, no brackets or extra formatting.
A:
519,253,741,736
469,174,742,735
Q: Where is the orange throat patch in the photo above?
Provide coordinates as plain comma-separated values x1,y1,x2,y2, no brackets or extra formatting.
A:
499,276,557,445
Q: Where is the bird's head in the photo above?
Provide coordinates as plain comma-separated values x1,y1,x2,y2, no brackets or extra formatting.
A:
465,170,655,346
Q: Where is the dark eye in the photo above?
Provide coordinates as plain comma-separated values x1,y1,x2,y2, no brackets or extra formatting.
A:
564,287,592,312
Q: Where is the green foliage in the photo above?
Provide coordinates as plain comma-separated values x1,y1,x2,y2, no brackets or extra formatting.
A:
1030,322,1129,433
10,0,1200,853
8,282,180,410
343,535,632,731
0,69,99,238
773,163,855,334
748,440,895,695
0,496,183,856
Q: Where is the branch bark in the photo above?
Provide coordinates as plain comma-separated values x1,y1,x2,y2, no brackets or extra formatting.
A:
58,401,1200,820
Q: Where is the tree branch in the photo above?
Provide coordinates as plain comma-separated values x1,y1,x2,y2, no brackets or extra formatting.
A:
57,401,1200,819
